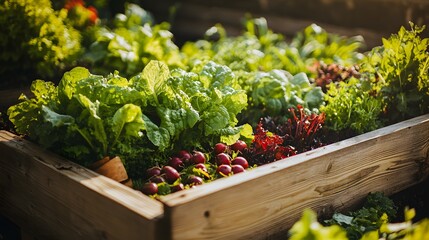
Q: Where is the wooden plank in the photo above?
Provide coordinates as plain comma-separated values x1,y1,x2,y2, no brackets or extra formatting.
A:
161,114,429,240
0,87,32,110
0,131,165,240
170,4,384,48
159,3,388,49
142,0,428,48
170,0,428,31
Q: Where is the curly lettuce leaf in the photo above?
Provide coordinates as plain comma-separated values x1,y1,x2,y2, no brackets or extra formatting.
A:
58,67,91,102
8,80,58,135
111,103,145,145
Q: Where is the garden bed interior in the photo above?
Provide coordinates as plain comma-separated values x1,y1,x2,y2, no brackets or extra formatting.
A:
1,113,429,239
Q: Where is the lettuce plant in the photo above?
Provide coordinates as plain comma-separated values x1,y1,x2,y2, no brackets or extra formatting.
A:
81,3,183,77
8,61,248,178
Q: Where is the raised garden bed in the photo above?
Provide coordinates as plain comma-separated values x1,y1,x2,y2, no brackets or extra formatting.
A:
1,113,428,239
1,1,429,239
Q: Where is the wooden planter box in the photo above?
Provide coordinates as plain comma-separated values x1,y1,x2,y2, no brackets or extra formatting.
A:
141,0,429,49
1,114,429,239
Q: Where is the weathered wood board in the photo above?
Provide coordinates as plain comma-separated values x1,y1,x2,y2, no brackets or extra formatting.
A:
141,0,429,49
1,113,429,239
0,131,165,240
161,114,429,239
1,1,429,238
0,87,32,110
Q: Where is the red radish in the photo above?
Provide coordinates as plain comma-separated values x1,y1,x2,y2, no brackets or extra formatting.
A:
232,156,249,169
215,153,231,166
141,182,158,195
194,163,208,172
232,164,245,174
149,175,165,183
187,175,203,186
190,151,206,164
168,156,184,171
171,183,184,193
213,143,228,154
216,164,232,176
230,140,247,152
162,166,180,183
146,166,161,178
178,150,192,164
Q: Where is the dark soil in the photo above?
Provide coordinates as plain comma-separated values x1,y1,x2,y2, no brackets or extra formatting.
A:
0,111,15,134
389,177,429,223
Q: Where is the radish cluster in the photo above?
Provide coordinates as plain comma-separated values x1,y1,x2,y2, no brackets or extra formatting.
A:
213,141,249,176
140,140,250,196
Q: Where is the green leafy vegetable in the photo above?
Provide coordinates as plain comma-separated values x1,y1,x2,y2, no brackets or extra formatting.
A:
289,195,428,240
0,0,82,85
181,17,365,126
182,18,363,78
321,77,383,135
289,209,348,240
361,22,429,124
325,192,397,240
81,3,183,77
181,18,286,73
374,208,429,240
284,24,364,77
239,69,324,125
7,60,248,178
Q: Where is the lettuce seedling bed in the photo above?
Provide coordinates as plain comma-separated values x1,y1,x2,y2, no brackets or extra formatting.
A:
1,114,428,239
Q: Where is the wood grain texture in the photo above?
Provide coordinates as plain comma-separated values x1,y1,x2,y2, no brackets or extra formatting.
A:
0,87,32,110
170,4,383,48
161,114,429,240
0,131,165,240
141,0,428,49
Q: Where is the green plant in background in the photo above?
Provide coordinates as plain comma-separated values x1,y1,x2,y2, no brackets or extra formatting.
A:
289,193,429,240
182,18,331,125
181,18,364,78
81,3,184,77
325,192,397,240
0,0,82,85
361,22,429,125
239,70,324,125
181,17,287,73
320,23,428,136
321,77,383,136
64,0,99,30
289,209,348,240
283,24,364,78
362,208,429,240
